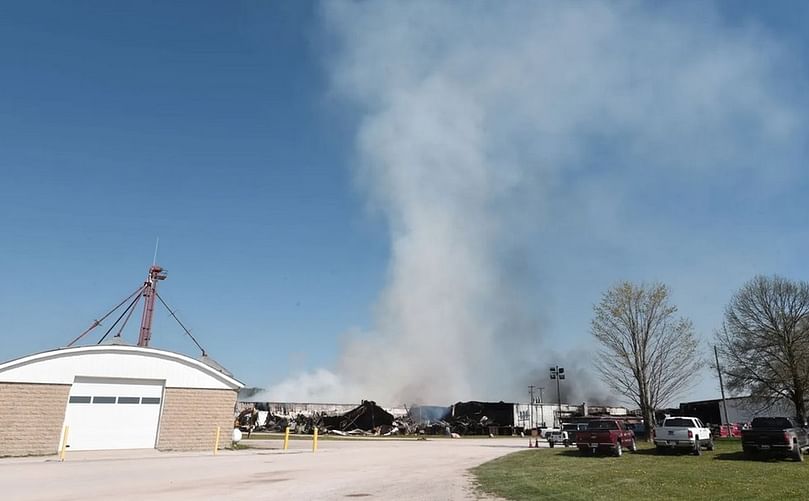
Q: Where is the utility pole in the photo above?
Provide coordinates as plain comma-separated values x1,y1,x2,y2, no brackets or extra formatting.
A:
714,345,730,428
538,387,545,427
528,385,536,431
550,366,565,427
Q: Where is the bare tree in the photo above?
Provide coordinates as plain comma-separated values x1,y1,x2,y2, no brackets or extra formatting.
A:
716,275,809,422
592,282,702,439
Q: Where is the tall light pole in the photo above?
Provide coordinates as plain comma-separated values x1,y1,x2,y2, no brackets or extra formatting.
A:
538,387,545,427
550,366,565,427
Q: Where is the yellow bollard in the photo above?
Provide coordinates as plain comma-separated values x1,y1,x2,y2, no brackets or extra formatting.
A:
283,426,290,451
312,426,318,453
59,425,70,462
214,426,221,455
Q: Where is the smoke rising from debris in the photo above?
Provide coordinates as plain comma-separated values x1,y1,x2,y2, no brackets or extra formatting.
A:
263,1,801,405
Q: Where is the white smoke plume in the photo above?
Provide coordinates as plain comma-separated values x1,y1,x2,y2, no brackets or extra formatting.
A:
263,1,802,405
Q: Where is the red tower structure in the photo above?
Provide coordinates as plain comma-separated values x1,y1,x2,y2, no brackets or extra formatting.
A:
67,263,208,356
137,265,167,347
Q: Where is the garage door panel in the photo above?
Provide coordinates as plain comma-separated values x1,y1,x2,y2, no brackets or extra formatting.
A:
70,379,164,398
64,378,164,451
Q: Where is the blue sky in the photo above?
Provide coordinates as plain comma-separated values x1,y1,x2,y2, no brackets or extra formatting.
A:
2,1,809,407
0,1,386,373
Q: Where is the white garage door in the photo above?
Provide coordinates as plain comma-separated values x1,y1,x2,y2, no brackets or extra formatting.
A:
63,377,165,451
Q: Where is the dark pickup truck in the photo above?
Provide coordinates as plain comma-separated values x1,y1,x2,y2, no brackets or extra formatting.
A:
575,419,636,457
741,417,809,462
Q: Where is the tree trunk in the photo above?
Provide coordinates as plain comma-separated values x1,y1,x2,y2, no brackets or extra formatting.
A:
794,386,807,424
642,406,655,442
636,373,655,442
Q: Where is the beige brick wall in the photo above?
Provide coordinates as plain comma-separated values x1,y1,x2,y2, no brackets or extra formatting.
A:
0,383,70,457
157,387,237,451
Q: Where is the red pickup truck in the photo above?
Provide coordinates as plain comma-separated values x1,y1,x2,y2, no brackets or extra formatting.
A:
575,419,637,456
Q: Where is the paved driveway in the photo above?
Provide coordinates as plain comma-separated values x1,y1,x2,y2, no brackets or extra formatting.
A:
1,437,536,500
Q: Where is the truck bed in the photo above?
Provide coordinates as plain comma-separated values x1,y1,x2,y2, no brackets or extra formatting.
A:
742,429,793,452
740,417,809,461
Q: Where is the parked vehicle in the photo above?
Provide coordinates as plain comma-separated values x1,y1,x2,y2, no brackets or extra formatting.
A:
547,429,566,447
653,416,713,455
625,422,648,441
549,423,587,447
712,423,742,438
540,427,559,439
741,417,809,462
575,419,636,457
565,423,588,444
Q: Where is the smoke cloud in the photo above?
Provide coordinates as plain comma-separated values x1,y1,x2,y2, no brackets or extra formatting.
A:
263,1,802,405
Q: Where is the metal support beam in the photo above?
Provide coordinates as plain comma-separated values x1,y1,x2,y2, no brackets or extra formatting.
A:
137,265,167,347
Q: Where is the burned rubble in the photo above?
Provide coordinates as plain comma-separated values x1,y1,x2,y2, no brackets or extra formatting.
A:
320,400,395,434
237,400,407,436
236,399,525,437
440,401,516,436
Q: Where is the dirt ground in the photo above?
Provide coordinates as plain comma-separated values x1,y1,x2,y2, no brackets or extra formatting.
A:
0,436,538,500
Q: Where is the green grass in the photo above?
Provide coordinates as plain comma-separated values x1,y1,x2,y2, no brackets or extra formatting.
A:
472,440,809,500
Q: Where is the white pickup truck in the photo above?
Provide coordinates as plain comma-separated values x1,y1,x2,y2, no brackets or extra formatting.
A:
653,416,713,455
548,423,587,448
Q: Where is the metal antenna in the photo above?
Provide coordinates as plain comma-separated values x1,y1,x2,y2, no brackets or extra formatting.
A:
152,237,160,266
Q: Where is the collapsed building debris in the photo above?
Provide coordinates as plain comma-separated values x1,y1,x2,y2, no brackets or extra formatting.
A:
235,400,409,436
442,401,516,436
412,401,516,436
235,400,513,436
321,400,394,433
235,399,631,437
235,407,260,437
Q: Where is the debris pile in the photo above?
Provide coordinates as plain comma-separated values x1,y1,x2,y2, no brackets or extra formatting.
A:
235,408,261,436
261,411,323,434
236,400,518,436
321,400,393,433
437,401,515,436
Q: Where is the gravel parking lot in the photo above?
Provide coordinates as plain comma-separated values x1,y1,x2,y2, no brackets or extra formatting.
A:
0,436,536,500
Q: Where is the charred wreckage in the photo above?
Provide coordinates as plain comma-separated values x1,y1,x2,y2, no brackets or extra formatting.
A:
235,400,629,437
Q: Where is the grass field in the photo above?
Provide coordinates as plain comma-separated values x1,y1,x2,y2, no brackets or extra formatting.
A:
472,439,809,500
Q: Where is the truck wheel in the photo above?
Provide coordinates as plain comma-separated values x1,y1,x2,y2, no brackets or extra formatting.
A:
629,438,637,452
793,440,804,462
614,442,623,457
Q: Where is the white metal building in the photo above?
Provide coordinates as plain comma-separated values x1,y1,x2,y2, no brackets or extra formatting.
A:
0,345,243,457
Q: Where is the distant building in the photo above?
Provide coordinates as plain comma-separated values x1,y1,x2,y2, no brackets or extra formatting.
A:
677,396,802,425
514,402,628,429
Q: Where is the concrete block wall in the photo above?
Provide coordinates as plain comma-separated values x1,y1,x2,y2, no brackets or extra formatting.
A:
157,387,237,451
0,382,69,457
